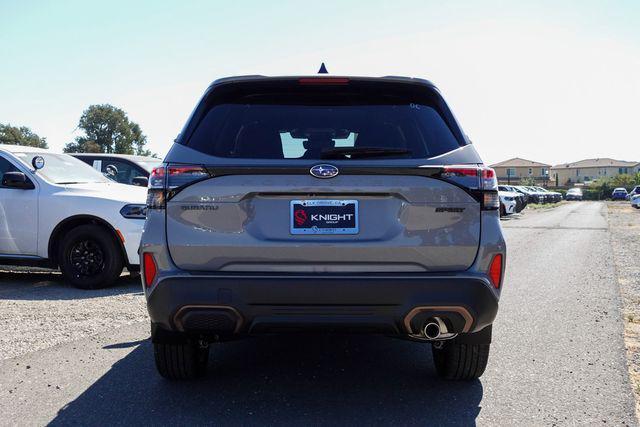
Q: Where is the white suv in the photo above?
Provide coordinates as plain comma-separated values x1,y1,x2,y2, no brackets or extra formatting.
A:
0,144,146,289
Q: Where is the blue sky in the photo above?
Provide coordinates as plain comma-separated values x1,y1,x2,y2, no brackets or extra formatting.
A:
1,0,639,165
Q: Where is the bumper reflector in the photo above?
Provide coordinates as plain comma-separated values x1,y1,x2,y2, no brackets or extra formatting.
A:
143,252,157,288
489,254,503,289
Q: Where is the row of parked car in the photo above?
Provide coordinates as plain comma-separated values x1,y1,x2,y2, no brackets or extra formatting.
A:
564,186,640,203
611,186,640,202
497,185,563,216
497,185,640,214
617,186,640,208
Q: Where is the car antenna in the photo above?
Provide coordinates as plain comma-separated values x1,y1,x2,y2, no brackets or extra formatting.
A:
318,62,329,74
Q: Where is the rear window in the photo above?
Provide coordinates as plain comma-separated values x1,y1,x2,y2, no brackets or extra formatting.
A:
181,80,466,160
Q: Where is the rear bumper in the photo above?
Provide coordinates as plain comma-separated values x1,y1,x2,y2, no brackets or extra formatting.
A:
146,273,499,339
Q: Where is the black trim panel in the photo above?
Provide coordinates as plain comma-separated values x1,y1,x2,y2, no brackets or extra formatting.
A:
205,165,443,178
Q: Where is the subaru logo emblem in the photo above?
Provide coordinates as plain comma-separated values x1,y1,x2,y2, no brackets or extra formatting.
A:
310,164,339,179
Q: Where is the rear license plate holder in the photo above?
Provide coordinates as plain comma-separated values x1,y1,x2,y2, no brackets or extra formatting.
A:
290,200,359,235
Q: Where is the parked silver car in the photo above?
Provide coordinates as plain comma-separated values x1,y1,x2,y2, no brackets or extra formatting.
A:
565,188,583,201
140,75,506,380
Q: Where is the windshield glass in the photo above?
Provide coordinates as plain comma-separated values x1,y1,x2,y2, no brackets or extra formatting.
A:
182,82,466,160
14,153,109,184
187,104,460,160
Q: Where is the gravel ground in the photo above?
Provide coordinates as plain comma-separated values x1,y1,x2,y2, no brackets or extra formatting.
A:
608,201,640,416
0,268,147,360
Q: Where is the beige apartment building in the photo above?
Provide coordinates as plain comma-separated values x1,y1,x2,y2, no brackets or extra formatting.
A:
490,158,552,185
551,158,639,187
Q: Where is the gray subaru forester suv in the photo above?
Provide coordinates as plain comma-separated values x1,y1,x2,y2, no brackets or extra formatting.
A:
141,75,506,380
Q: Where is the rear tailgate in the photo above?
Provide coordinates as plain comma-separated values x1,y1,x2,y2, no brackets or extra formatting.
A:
162,76,485,273
166,172,480,272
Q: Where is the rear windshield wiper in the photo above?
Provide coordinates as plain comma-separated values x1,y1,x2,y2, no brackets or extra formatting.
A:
320,147,411,159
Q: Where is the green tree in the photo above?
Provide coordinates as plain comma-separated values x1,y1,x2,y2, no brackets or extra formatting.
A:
63,104,152,155
611,174,635,190
0,123,48,148
520,176,536,186
590,177,613,200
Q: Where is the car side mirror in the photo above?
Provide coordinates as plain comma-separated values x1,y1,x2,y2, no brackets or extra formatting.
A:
132,176,148,187
2,171,34,189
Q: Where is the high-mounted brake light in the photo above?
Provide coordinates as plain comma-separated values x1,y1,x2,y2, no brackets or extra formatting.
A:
298,77,350,85
488,254,503,289
143,252,157,288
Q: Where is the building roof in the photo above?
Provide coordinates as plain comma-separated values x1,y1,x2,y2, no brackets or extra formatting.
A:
490,157,551,168
551,158,639,170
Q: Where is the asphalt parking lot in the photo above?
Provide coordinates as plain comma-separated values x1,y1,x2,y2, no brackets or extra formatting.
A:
0,201,638,426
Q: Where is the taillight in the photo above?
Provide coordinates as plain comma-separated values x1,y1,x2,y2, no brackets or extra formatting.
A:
483,192,500,210
146,164,210,210
167,165,210,189
488,254,503,289
146,166,166,210
439,166,499,210
481,168,498,191
142,252,157,288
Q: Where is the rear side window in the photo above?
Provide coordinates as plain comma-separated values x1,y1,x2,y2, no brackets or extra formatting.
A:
182,80,466,160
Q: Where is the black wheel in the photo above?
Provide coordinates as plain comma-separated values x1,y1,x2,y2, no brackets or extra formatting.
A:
432,341,490,380
154,341,209,380
58,224,124,289
500,204,506,217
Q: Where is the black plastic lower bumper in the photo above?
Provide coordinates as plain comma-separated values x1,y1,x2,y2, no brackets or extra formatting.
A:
147,273,499,340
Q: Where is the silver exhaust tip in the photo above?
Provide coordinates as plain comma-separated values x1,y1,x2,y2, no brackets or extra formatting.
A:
423,320,442,340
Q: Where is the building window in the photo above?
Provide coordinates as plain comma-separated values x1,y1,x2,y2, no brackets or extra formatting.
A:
619,167,628,174
506,168,516,177
576,169,580,176
528,168,532,175
542,168,548,176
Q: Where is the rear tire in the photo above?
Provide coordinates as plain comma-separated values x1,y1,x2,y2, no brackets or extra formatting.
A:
154,342,209,380
58,224,124,290
432,341,490,380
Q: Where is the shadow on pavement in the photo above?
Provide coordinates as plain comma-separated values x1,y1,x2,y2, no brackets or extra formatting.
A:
52,334,483,425
103,339,148,349
0,269,141,300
